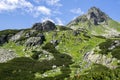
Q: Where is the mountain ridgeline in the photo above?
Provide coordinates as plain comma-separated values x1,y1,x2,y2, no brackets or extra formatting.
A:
67,7,120,37
67,7,109,26
0,7,120,80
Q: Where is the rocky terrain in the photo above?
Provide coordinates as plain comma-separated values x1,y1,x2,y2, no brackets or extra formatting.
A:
0,49,17,63
0,7,120,80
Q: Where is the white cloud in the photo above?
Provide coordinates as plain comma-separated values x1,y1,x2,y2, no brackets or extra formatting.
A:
55,17,63,25
70,8,84,15
0,0,52,17
0,0,33,12
41,17,64,25
0,0,62,19
35,6,51,16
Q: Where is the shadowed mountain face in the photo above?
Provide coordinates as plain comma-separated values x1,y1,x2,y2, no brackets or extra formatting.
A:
87,7,109,25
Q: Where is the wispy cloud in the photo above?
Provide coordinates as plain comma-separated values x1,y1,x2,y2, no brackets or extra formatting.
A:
34,6,51,17
46,0,62,6
35,0,62,7
70,8,84,15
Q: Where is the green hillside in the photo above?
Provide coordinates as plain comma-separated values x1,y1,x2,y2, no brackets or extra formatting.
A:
0,7,120,80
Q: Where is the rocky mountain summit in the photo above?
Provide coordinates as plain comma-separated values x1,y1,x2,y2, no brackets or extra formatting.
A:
67,7,109,27
87,7,109,25
32,20,56,31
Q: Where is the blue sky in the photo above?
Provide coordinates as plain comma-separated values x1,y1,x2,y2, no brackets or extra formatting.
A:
0,0,120,30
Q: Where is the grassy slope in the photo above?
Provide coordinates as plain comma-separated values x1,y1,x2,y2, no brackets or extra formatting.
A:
0,42,26,56
108,19,120,31
1,29,120,80
68,19,120,36
45,30,105,61
44,30,106,78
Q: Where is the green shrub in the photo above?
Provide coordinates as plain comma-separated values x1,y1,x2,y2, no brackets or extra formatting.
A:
31,51,43,60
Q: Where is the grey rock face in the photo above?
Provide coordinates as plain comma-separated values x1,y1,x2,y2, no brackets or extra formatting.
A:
42,20,56,31
87,7,109,25
10,31,24,41
32,23,43,31
25,30,36,38
0,49,17,63
25,37,43,47
32,20,56,31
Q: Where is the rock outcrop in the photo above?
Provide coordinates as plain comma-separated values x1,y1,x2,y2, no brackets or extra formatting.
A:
84,50,119,69
10,30,24,42
25,37,45,47
32,20,56,31
0,49,17,63
0,29,19,44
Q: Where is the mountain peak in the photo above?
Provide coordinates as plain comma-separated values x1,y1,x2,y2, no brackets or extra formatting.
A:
88,7,100,12
86,7,109,25
67,7,109,28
